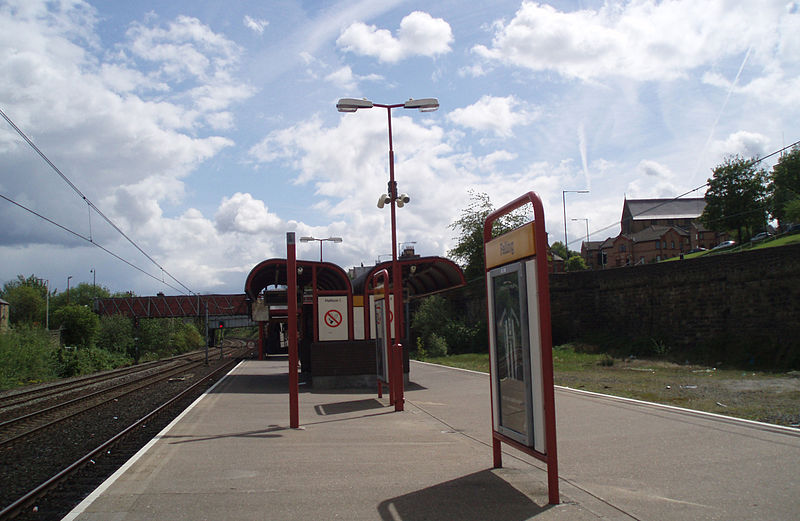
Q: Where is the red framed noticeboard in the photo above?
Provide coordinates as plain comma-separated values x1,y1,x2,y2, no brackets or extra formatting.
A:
483,191,559,505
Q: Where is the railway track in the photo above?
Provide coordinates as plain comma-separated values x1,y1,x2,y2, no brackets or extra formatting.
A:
0,351,203,414
0,341,254,520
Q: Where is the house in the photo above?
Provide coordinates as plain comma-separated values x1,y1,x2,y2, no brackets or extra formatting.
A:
585,197,729,268
0,298,9,330
609,226,690,267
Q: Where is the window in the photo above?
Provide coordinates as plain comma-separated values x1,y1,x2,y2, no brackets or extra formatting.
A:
671,241,675,249
619,244,626,252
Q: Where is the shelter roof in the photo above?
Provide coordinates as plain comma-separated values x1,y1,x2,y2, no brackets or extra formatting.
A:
351,256,465,299
245,259,351,300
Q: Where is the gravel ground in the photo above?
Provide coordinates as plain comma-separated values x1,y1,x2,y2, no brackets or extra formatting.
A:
1,352,246,520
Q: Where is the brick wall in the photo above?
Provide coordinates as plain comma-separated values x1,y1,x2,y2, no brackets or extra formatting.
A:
548,243,800,368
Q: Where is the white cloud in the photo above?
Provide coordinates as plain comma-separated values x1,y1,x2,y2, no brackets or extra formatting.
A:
447,95,537,137
337,11,453,63
324,65,383,90
472,1,791,82
215,192,283,234
0,0,249,265
243,15,268,35
710,131,770,160
625,160,681,198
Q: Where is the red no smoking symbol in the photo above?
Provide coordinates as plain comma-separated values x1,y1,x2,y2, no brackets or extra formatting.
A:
324,309,343,328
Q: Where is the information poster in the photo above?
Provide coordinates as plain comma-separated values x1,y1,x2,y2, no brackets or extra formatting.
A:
374,299,389,381
489,262,533,446
318,296,348,341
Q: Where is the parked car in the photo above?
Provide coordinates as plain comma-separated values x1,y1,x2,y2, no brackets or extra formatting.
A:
787,223,800,234
687,247,707,254
750,232,771,242
712,240,736,250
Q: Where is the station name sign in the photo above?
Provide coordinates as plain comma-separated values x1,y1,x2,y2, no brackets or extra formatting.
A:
484,222,536,269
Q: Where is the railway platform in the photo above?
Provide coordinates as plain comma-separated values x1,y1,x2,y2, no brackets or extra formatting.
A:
64,359,800,520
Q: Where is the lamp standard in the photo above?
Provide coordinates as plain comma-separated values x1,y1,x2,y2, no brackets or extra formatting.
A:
562,190,589,254
67,275,73,305
572,218,589,261
337,97,438,405
299,236,342,262
571,218,589,246
36,278,49,329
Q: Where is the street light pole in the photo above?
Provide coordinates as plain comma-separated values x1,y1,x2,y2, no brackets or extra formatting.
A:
562,190,589,254
67,275,73,305
571,218,589,246
299,236,343,262
337,97,439,412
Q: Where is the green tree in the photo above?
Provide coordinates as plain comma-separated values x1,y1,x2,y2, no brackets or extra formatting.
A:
549,241,569,261
784,199,800,223
448,191,528,282
1,275,50,325
53,304,99,348
701,155,768,241
566,255,588,271
97,314,134,356
50,282,111,310
4,285,45,325
768,145,800,227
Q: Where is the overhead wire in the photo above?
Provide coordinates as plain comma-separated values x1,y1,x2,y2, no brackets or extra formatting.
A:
0,193,186,294
0,107,194,295
568,139,800,250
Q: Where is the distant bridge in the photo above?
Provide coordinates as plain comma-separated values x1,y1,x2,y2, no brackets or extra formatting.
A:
93,294,255,328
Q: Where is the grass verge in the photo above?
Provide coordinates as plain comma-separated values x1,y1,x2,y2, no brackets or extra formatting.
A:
415,343,800,428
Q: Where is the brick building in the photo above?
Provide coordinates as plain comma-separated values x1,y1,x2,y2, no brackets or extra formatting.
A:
583,197,728,268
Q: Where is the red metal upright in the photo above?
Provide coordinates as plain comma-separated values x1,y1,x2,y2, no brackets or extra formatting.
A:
483,191,559,505
287,232,299,429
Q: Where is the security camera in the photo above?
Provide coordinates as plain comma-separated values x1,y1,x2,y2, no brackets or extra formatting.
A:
396,193,410,208
377,194,391,208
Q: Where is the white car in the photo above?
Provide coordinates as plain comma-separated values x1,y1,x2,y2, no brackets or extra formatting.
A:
712,240,736,250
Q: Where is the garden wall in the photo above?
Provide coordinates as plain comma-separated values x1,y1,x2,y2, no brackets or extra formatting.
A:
548,243,800,368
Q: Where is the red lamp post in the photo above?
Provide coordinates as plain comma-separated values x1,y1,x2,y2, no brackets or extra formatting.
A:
337,97,439,411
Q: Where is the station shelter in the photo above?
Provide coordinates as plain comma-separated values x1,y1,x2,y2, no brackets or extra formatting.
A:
244,256,465,388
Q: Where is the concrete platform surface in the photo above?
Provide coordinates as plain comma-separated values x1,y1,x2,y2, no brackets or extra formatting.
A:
64,359,800,520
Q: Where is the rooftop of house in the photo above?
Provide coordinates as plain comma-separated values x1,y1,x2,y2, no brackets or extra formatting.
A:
628,225,689,242
623,197,706,221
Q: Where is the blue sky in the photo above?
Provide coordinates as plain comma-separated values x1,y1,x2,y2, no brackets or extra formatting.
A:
1,0,799,295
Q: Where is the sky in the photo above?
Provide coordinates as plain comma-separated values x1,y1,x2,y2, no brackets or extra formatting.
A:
1,0,799,296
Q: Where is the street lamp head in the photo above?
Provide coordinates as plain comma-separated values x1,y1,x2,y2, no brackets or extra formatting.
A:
337,98,373,112
328,237,343,243
299,236,315,242
403,98,439,112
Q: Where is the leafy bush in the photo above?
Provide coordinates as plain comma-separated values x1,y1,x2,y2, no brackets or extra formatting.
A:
97,314,134,355
53,346,131,378
0,326,58,389
411,295,483,355
54,305,99,348
137,318,203,359
426,332,449,357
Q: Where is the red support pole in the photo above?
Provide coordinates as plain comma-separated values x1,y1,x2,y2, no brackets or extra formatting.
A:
394,343,404,411
287,232,299,429
258,321,265,360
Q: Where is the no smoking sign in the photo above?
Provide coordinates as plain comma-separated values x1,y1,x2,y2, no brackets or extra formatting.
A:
324,309,343,328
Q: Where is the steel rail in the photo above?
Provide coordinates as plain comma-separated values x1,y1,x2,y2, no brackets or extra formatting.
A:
0,352,242,520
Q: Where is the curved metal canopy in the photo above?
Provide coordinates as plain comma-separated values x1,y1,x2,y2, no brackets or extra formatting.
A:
245,259,351,300
351,256,466,299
